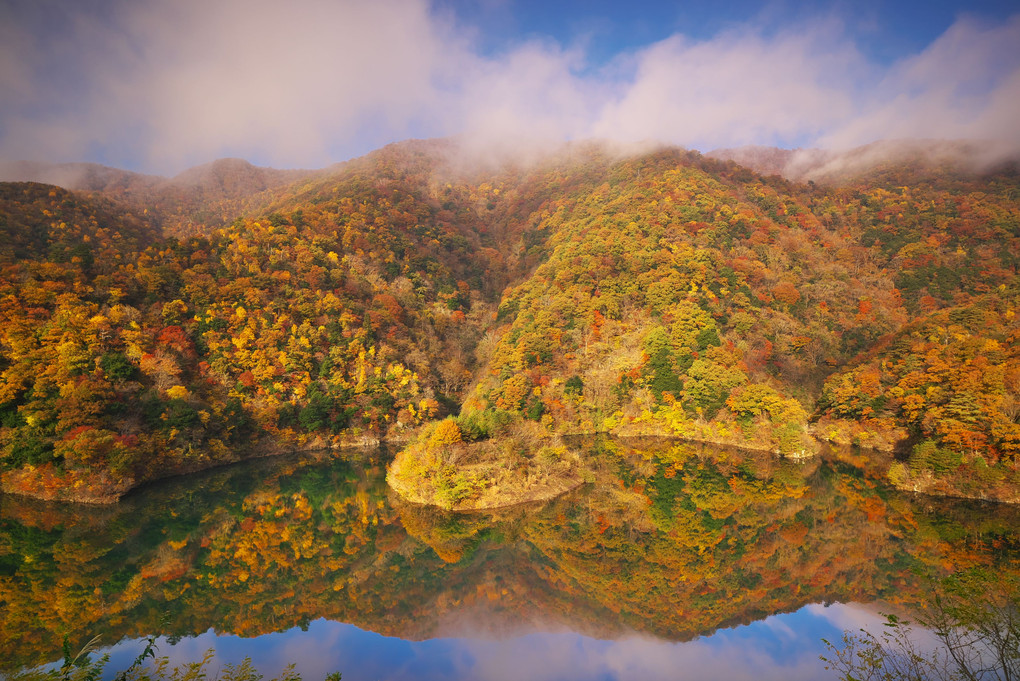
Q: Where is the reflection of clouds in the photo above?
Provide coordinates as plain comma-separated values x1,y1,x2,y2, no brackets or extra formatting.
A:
442,632,831,681
804,602,944,653
605,637,822,681
760,614,799,641
263,624,348,680
804,601,889,633
95,605,872,681
102,630,221,678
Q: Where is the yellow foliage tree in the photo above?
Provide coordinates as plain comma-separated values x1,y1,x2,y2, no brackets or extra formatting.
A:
430,418,462,446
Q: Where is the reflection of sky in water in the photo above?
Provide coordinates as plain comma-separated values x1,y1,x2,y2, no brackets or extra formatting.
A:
100,603,882,681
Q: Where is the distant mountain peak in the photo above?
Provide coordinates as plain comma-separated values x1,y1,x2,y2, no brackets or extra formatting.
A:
0,160,163,192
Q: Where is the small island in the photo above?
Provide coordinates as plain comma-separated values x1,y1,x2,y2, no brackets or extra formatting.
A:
387,417,587,510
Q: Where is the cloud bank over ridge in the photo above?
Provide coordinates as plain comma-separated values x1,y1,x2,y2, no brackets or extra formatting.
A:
1,0,1018,173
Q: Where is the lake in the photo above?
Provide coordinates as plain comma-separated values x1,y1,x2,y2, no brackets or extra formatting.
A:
2,437,1017,680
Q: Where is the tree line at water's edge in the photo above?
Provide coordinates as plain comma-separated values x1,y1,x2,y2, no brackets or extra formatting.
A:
0,139,1018,504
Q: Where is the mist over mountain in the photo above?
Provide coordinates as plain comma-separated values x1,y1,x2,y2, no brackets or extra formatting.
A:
709,138,1019,183
3,7,1019,681
0,157,324,236
0,160,163,194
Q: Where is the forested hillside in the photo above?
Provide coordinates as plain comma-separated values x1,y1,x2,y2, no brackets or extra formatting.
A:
0,139,1017,503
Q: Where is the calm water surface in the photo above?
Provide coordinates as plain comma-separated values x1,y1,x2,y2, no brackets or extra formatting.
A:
2,438,1017,680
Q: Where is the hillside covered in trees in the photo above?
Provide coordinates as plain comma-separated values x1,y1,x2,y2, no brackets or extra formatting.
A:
0,139,1017,504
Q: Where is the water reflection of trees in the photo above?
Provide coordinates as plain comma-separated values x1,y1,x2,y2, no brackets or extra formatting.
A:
2,439,1017,670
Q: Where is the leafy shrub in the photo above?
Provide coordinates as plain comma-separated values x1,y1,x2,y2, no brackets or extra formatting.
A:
457,409,513,441
99,352,137,382
564,375,584,395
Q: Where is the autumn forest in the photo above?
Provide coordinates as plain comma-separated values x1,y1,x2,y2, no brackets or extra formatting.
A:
1,139,1017,509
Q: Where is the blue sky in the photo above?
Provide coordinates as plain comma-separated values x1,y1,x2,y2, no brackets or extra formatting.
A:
441,0,1018,66
1,0,1018,173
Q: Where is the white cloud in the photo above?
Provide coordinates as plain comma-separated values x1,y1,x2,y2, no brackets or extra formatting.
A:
1,0,1017,173
0,0,468,171
112,0,466,170
818,14,1020,153
591,23,865,149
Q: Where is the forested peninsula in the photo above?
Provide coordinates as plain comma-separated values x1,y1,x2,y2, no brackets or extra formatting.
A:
0,139,1017,505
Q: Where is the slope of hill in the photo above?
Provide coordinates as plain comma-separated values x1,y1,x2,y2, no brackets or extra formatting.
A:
0,158,320,237
0,139,1017,503
386,143,1020,507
